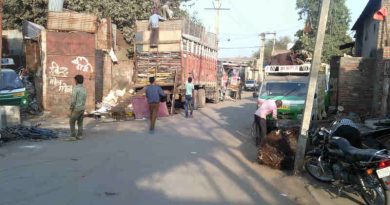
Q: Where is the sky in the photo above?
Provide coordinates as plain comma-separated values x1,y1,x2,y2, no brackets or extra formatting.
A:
182,0,369,58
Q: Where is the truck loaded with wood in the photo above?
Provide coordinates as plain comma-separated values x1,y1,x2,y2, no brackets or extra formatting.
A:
134,19,219,110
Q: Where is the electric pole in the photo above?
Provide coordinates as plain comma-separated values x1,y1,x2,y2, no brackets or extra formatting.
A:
257,32,276,82
294,0,331,174
205,0,230,40
271,33,277,56
257,33,266,82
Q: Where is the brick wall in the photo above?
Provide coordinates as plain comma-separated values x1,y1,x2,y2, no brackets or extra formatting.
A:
372,47,390,115
378,0,390,49
330,57,376,115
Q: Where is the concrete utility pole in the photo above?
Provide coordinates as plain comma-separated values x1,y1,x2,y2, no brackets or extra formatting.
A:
271,33,277,56
257,32,276,82
205,0,230,39
294,0,331,174
257,33,266,82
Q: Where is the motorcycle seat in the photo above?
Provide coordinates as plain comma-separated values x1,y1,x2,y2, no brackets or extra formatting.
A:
330,137,379,162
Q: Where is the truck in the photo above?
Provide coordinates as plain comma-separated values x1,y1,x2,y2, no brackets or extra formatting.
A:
258,63,329,121
134,19,219,109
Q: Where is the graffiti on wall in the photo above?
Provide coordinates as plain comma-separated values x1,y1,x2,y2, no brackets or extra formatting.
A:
49,61,69,77
72,57,93,72
48,76,73,94
48,56,93,94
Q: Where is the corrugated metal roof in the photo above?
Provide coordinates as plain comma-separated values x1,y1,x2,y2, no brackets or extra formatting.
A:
22,21,45,39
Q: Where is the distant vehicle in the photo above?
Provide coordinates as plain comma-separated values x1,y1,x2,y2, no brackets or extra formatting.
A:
244,80,257,91
0,65,28,108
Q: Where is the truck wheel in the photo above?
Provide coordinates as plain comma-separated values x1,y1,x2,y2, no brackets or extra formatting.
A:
198,89,206,108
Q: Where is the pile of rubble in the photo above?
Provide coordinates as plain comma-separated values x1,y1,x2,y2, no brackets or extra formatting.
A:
257,127,299,170
22,76,41,115
0,125,58,143
94,89,136,120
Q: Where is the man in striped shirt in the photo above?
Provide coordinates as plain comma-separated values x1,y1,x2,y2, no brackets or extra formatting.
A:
331,118,362,148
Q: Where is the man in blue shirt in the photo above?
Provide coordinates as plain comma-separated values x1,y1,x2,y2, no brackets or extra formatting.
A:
145,77,166,131
149,10,166,47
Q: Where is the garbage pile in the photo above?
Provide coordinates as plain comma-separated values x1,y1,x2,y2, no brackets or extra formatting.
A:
257,127,299,170
0,125,58,142
21,75,41,115
94,89,136,120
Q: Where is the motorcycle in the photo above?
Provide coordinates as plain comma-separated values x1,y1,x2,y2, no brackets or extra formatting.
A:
305,124,390,205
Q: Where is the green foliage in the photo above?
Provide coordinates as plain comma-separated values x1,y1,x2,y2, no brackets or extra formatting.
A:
294,0,352,63
3,0,48,29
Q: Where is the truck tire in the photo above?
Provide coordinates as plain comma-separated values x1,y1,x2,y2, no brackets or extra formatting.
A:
198,89,206,108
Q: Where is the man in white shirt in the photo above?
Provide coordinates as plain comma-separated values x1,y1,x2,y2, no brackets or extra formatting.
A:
149,10,166,47
184,77,195,118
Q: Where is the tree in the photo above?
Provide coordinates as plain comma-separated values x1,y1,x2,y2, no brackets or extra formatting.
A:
3,0,47,29
293,0,352,63
252,36,292,65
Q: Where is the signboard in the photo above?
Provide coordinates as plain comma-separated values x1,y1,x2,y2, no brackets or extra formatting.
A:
265,65,310,73
1,58,15,66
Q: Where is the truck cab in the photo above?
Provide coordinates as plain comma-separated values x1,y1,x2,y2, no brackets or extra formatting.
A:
258,63,329,121
258,64,310,120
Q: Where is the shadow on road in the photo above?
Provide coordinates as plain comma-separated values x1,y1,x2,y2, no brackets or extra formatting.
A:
0,92,303,205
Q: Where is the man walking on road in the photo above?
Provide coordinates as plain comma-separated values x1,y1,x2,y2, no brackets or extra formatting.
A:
67,75,87,141
254,99,283,146
238,77,243,100
185,77,195,118
145,77,166,132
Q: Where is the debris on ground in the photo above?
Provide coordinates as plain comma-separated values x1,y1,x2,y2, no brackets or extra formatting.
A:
94,88,136,121
20,71,42,115
257,127,300,170
0,125,58,142
104,192,119,196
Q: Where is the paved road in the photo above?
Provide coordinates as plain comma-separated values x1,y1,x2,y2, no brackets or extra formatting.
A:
0,93,362,205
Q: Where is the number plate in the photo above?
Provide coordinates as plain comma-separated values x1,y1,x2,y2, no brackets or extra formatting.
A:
377,167,390,178
280,105,289,110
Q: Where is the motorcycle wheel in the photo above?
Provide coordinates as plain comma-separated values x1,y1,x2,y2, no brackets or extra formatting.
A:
361,176,387,205
304,157,334,182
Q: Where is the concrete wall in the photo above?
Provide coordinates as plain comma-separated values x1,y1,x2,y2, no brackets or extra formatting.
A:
3,30,24,56
0,106,21,129
361,18,380,58
42,31,96,115
244,67,259,82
